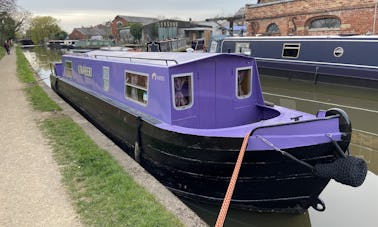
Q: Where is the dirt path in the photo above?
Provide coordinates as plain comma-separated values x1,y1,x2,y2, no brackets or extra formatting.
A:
0,49,82,226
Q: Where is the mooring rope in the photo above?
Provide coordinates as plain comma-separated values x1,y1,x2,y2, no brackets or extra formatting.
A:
215,131,252,227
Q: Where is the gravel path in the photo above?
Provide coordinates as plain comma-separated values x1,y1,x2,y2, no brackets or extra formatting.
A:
0,49,82,227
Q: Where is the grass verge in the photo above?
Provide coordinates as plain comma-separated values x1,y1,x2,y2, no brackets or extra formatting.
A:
16,47,183,226
16,47,61,112
42,116,182,226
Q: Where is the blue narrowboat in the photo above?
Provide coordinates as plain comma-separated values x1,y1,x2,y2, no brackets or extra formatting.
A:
51,51,367,213
213,35,378,88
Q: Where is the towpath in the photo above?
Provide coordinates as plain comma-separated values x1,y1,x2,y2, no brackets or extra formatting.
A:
0,48,82,226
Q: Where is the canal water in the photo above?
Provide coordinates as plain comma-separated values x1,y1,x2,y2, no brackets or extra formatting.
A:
24,47,378,227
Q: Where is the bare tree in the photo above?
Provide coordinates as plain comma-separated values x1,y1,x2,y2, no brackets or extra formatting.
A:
0,0,29,41
0,0,17,13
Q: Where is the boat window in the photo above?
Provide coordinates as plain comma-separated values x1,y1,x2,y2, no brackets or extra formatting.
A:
172,73,193,110
102,66,110,92
235,42,251,55
236,67,252,99
282,43,300,58
64,60,73,77
125,71,148,105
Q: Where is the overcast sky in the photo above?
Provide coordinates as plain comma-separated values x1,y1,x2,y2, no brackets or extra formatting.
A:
17,0,257,32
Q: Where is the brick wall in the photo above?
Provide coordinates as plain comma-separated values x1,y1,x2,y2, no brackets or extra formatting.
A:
111,17,128,41
246,0,378,36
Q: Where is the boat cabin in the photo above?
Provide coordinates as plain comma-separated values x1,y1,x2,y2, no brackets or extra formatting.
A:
55,51,268,129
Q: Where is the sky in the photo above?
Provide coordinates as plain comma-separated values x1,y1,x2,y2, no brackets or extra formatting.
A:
17,0,257,32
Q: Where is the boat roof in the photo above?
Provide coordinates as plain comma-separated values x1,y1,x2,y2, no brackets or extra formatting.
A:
74,50,226,66
223,35,378,41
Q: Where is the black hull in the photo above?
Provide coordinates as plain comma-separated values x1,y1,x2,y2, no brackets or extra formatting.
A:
51,76,338,213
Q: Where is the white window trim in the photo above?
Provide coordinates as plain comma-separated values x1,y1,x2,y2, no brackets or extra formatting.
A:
171,72,194,111
234,42,251,55
281,43,301,59
235,66,253,99
64,60,73,77
124,70,149,106
102,66,110,92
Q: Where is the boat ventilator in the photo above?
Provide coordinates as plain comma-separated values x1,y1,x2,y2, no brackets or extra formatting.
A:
257,135,368,188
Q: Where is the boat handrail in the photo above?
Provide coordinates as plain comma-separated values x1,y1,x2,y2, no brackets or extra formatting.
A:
92,54,179,66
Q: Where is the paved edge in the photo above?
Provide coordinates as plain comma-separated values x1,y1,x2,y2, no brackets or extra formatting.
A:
37,72,208,227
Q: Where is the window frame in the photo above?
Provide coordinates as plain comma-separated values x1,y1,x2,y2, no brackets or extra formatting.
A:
282,43,301,59
266,23,280,34
171,72,194,111
234,42,251,55
308,17,341,31
64,60,73,77
235,66,253,99
102,66,110,92
124,70,149,106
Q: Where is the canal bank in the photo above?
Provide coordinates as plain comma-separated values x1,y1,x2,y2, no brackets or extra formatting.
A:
1,47,206,226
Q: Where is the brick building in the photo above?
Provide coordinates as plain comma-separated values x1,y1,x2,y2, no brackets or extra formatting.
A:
69,23,112,40
111,15,158,42
245,0,378,36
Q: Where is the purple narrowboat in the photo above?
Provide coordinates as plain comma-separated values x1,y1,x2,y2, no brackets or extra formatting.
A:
51,51,367,213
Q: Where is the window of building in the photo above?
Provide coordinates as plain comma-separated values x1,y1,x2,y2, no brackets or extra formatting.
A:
282,43,301,58
103,66,110,91
266,23,280,34
64,60,73,77
235,42,251,55
125,71,148,105
172,73,193,110
308,17,341,30
236,67,252,99
117,21,123,28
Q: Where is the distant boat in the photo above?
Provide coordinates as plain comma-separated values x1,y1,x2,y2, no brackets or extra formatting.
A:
73,39,114,49
18,39,37,48
51,51,367,213
211,35,378,89
62,40,77,49
47,40,64,49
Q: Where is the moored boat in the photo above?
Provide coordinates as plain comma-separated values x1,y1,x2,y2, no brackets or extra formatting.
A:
212,35,378,89
51,51,367,213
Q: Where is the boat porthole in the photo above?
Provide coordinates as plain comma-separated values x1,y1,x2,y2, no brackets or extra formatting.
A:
333,47,344,57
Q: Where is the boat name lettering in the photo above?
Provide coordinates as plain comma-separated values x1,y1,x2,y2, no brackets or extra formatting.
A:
152,73,165,81
78,65,93,78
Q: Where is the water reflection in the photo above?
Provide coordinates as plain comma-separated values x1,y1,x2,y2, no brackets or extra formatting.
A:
184,200,312,227
185,171,378,227
25,47,378,227
22,46,64,87
309,172,378,227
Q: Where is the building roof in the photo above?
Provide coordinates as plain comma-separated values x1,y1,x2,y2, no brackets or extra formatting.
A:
73,24,112,37
116,15,158,25
247,0,295,8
